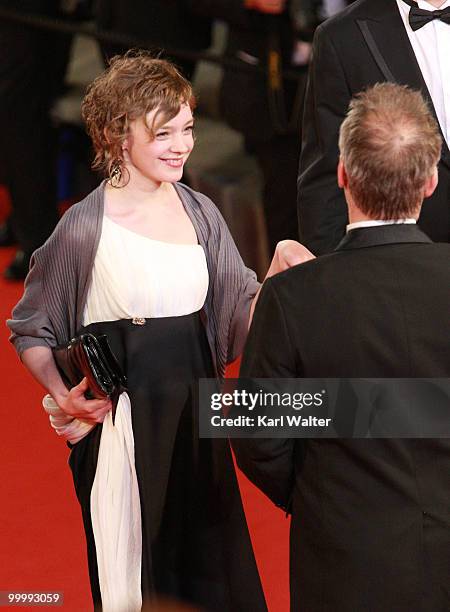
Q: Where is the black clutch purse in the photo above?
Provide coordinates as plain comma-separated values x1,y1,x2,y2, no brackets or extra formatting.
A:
53,333,127,424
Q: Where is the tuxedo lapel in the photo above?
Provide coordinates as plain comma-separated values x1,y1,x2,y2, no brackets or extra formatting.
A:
355,0,450,165
356,0,424,89
335,224,432,251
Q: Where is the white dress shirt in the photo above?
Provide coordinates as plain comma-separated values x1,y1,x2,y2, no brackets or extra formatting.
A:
397,0,450,146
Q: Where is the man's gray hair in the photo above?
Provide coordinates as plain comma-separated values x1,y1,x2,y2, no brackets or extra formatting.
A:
338,83,441,219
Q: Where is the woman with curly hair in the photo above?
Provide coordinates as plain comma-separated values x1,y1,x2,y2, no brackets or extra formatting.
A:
8,51,312,611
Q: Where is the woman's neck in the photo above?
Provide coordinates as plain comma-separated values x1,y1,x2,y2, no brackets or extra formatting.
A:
105,177,174,211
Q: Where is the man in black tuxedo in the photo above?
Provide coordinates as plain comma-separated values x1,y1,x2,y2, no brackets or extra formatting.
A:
298,0,450,254
235,83,450,611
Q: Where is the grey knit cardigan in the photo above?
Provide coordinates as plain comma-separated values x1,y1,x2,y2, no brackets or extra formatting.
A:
7,181,260,378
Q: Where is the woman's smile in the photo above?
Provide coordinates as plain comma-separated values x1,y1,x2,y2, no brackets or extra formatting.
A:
160,157,185,168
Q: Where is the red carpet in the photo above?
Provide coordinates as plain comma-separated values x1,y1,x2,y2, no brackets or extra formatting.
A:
0,192,289,611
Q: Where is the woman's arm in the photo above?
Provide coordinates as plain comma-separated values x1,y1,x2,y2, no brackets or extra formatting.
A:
21,346,112,424
8,194,108,424
187,186,314,370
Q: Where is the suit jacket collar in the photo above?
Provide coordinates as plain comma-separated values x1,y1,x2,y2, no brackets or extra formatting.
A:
335,223,432,251
357,0,420,85
355,0,450,167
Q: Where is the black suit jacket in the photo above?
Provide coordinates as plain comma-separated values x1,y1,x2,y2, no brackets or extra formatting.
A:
297,0,450,254
236,224,450,611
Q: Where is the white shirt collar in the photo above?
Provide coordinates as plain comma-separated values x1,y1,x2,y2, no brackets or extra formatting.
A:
346,219,417,233
400,0,450,13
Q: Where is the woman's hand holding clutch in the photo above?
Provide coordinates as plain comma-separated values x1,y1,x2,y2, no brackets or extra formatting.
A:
57,377,112,425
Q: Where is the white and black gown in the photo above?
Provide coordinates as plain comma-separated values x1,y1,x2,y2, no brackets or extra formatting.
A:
65,216,267,611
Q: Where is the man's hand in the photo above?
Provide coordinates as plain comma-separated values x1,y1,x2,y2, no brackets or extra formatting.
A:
266,239,316,278
57,377,112,425
244,0,286,14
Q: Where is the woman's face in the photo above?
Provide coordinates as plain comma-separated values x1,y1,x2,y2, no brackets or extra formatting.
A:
122,103,194,187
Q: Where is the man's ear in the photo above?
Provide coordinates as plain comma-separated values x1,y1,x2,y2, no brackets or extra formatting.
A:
337,158,348,189
423,167,438,198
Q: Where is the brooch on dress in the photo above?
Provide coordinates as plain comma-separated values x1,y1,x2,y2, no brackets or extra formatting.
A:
132,317,146,326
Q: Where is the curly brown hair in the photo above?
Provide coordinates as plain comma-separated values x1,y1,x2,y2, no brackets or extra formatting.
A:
81,50,195,180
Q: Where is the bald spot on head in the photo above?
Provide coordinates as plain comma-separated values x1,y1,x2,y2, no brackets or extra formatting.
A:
339,83,441,219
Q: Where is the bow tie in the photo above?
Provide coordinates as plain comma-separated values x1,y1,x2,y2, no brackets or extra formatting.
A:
402,1,450,31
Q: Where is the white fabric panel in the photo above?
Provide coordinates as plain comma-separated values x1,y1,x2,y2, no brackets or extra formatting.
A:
397,0,450,146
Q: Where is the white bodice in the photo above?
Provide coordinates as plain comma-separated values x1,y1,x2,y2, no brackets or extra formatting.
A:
83,215,209,326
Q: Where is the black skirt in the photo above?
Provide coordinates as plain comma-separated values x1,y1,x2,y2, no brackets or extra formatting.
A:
67,313,267,612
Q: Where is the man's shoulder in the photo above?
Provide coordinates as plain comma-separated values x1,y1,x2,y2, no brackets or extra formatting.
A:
269,240,450,290
424,241,450,254
267,252,343,291
409,241,450,268
319,0,388,36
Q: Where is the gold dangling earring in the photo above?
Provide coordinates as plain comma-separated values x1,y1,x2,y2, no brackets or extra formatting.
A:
109,159,123,187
